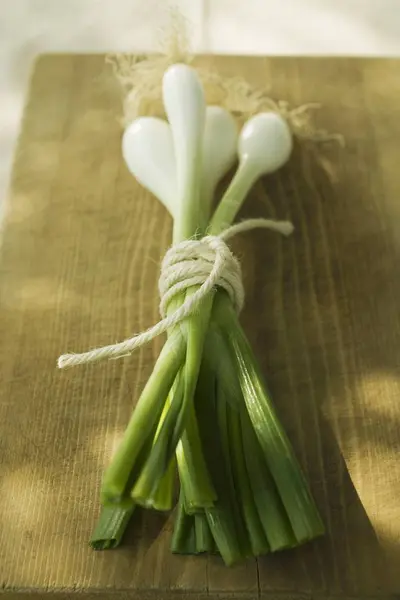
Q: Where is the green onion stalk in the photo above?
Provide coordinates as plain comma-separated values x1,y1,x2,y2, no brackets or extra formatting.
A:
78,64,324,564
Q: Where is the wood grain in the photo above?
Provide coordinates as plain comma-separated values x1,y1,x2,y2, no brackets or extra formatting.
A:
1,54,400,599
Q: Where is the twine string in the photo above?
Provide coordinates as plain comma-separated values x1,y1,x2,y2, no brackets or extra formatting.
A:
57,218,293,369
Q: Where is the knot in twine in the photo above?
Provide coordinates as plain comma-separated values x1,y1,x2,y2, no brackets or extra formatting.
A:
58,218,293,369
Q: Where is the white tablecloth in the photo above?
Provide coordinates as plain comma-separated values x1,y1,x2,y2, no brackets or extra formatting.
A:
1,0,399,202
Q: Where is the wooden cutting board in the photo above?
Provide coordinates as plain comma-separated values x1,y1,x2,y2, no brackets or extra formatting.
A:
1,54,400,600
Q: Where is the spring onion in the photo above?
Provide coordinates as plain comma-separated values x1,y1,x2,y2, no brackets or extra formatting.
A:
84,63,324,563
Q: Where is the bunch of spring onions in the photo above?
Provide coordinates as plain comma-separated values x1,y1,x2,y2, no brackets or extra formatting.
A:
88,64,324,565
